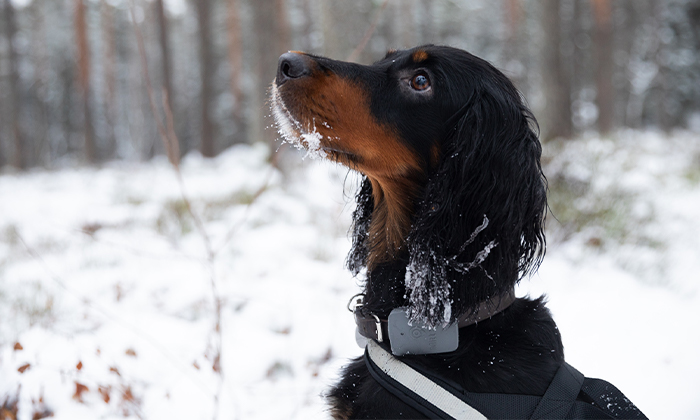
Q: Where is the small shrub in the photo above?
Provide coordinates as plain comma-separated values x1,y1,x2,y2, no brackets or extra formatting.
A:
155,199,192,239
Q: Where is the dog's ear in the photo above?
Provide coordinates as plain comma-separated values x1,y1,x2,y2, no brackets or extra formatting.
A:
405,85,547,328
346,177,373,276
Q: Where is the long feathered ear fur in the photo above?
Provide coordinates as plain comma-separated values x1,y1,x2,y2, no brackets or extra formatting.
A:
404,83,547,328
347,178,373,276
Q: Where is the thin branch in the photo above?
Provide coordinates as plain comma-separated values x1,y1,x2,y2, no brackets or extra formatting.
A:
130,0,213,258
214,148,281,255
129,1,176,168
129,2,223,417
162,88,180,165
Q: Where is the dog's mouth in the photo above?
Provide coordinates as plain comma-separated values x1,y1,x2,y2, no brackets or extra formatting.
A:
272,81,347,162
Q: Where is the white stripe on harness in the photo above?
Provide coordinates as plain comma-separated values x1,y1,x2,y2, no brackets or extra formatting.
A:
366,339,488,420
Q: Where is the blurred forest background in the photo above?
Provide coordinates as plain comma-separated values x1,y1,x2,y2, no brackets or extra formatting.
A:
2,2,700,418
0,0,699,170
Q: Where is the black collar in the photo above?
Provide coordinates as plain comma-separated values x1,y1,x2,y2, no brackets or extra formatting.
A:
352,287,516,344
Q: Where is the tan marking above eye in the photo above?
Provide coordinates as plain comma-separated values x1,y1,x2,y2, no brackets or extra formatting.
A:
412,50,428,62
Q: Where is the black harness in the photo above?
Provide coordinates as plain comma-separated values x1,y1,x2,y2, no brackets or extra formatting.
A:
364,339,648,420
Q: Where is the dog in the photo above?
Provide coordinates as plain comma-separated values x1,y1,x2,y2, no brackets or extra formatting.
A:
271,45,645,419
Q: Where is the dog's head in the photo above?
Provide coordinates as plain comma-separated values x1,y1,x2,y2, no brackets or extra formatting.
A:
272,45,546,327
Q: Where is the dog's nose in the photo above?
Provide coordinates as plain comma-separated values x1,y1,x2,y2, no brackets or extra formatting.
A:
277,52,311,84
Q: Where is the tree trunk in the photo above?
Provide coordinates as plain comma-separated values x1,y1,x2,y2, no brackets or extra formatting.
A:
101,0,117,159
392,0,415,49
321,0,373,62
195,0,215,157
226,0,245,143
503,0,524,89
540,0,572,141
30,0,50,166
653,0,670,132
3,0,24,168
298,0,314,52
155,0,179,153
250,0,289,147
275,0,290,55
74,0,96,162
591,0,614,135
320,0,339,57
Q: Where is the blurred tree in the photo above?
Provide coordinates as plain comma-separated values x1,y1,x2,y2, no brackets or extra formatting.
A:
0,12,4,168
155,0,179,155
652,0,670,132
196,0,215,157
0,0,699,170
541,0,573,141
591,0,614,135
74,0,96,162
388,0,415,50
503,0,525,90
3,0,24,168
226,0,245,144
297,0,315,53
101,0,117,159
0,65,3,167
250,0,290,147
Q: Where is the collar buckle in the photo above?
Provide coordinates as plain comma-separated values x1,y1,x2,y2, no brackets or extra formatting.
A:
349,294,385,343
347,293,365,312
371,313,383,342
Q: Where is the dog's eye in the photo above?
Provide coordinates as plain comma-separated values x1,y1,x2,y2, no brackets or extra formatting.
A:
410,73,431,91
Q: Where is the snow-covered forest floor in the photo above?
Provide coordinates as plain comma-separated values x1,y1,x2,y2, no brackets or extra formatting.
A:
1,130,699,419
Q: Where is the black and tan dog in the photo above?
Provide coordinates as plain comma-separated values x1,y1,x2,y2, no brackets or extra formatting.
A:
271,45,645,420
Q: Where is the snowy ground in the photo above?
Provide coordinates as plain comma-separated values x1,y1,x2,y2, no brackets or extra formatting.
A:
1,130,699,419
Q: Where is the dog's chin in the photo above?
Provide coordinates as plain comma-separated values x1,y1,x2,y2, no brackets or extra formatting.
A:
271,82,328,160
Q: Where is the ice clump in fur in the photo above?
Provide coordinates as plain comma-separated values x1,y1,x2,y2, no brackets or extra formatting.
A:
405,215,496,328
405,249,451,329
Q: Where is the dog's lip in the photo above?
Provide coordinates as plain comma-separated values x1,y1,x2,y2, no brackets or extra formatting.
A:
272,82,360,165
272,85,333,161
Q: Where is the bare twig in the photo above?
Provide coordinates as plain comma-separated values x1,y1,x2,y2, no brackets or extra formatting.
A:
214,148,281,255
130,2,282,416
162,88,180,162
346,0,390,62
129,2,222,417
130,2,176,168
131,3,214,259
130,1,214,257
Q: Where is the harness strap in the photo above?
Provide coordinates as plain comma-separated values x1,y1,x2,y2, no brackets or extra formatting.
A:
365,339,487,420
579,378,647,420
365,339,648,420
530,362,584,419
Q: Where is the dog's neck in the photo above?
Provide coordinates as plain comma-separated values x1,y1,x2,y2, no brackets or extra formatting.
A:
365,174,424,270
358,170,428,316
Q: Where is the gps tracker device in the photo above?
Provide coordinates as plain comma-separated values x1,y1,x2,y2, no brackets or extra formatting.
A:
388,307,459,356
